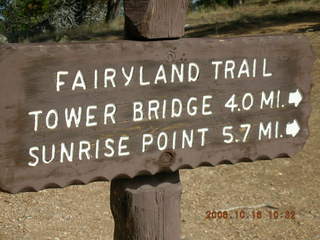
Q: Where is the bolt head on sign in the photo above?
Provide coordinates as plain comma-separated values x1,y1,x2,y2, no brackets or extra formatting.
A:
0,35,315,193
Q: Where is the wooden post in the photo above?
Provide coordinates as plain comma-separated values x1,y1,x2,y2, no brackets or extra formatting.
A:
110,2,186,239
110,172,182,240
124,0,189,40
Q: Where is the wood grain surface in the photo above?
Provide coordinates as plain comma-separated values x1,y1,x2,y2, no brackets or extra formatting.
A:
111,172,181,240
124,0,188,39
0,35,315,193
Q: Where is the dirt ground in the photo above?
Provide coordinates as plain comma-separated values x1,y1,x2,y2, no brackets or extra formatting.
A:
0,19,320,240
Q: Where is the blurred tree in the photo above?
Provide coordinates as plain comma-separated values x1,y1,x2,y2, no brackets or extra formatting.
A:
227,0,245,7
106,0,121,22
0,0,122,42
0,0,57,41
193,0,219,9
191,0,244,9
0,19,4,33
49,0,81,32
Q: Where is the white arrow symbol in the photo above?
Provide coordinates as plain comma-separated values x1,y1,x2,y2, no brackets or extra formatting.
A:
286,120,300,137
288,89,303,107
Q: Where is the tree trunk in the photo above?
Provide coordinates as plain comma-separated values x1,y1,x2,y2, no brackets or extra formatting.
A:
106,0,121,22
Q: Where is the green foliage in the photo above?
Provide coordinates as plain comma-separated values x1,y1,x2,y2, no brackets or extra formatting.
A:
192,0,233,10
193,0,229,9
0,20,4,34
0,0,121,42
191,0,245,10
0,0,60,42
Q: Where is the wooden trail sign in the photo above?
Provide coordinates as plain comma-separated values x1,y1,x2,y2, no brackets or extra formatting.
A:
0,35,315,193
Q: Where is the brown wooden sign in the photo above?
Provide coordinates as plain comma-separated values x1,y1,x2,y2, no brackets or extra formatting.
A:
0,35,315,193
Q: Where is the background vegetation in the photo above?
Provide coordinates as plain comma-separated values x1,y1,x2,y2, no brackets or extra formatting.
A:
0,0,121,42
0,0,319,42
